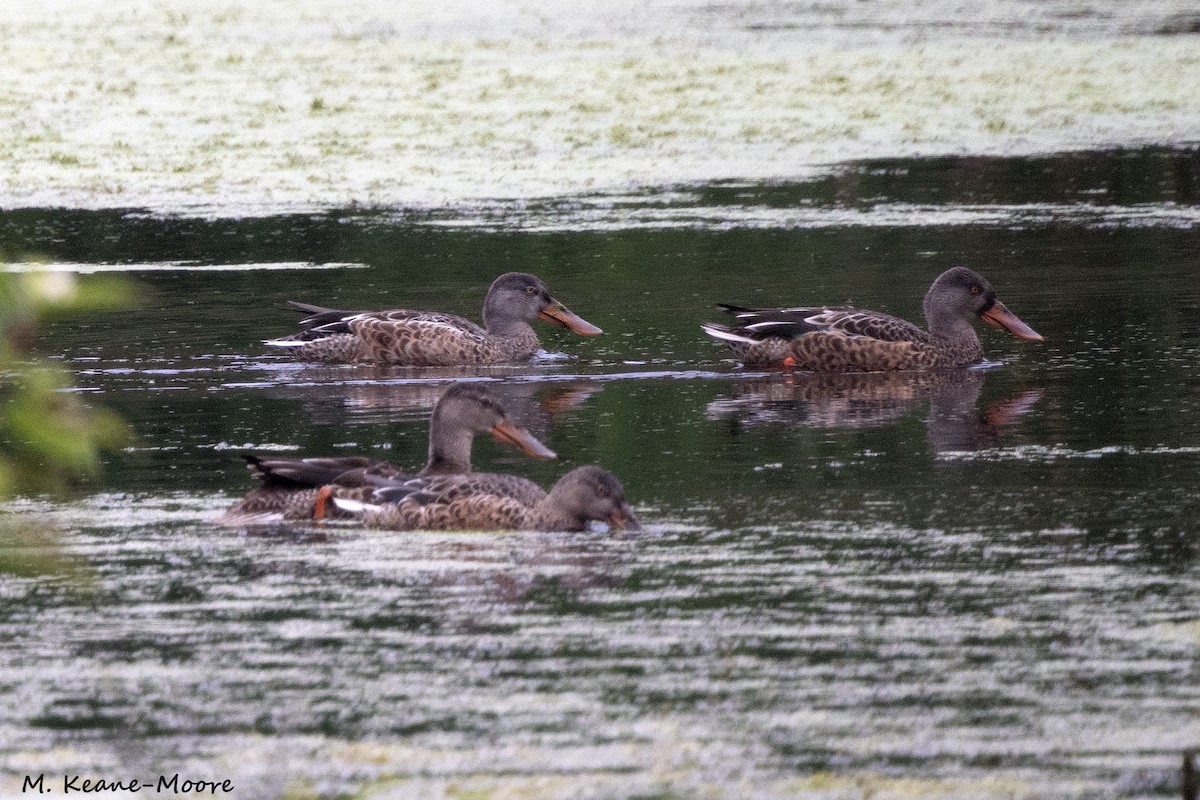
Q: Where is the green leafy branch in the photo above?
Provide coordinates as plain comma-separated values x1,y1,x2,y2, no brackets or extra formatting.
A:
0,267,134,577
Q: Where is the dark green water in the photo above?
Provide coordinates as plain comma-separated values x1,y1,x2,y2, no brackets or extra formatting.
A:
2,148,1199,798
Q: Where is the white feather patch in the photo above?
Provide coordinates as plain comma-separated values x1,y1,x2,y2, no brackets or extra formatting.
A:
701,323,758,344
332,497,380,514
744,320,796,331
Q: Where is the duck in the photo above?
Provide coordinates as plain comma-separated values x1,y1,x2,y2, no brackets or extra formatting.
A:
701,267,1042,371
220,383,555,523
265,272,602,366
332,465,640,533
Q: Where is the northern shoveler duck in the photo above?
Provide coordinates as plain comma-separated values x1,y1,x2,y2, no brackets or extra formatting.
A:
265,272,602,366
332,465,639,532
220,383,555,523
701,267,1043,371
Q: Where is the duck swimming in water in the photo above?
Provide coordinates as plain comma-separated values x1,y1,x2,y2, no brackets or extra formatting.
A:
265,272,602,366
702,267,1042,371
221,383,555,523
333,465,639,533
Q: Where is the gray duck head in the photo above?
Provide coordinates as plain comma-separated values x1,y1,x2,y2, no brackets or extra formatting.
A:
482,272,603,337
546,465,640,531
923,267,1043,341
426,383,556,474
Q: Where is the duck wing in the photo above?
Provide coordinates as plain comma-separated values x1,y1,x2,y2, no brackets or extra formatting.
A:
346,310,487,338
263,301,368,338
379,472,546,508
271,301,483,337
715,304,932,344
266,304,495,363
356,489,532,531
243,454,407,489
342,472,544,530
274,304,483,339
346,310,499,365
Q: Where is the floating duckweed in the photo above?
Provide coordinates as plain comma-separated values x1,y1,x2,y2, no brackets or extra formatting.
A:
0,2,1194,216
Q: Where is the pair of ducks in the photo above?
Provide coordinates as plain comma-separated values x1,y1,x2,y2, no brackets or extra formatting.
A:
229,266,1042,532
223,383,639,533
264,267,1043,371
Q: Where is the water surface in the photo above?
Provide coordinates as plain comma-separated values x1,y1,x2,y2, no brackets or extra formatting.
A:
2,147,1199,798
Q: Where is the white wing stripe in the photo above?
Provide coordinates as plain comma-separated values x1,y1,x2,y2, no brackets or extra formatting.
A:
744,321,798,331
332,497,381,514
701,324,759,344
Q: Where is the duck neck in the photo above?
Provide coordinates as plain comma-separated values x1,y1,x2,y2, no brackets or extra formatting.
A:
482,298,535,338
421,421,473,475
924,298,980,346
530,497,588,532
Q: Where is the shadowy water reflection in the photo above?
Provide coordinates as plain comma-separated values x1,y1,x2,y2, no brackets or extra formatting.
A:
251,374,603,434
706,369,1042,452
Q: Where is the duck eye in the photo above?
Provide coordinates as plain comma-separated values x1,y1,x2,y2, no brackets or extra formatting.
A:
525,286,537,295
970,285,981,295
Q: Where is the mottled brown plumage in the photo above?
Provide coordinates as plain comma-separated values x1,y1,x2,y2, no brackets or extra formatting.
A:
339,465,639,533
266,272,602,365
702,267,1042,372
220,383,555,523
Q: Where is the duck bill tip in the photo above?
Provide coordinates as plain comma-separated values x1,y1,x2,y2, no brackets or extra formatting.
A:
981,301,1044,342
608,505,641,531
490,422,557,460
539,303,603,336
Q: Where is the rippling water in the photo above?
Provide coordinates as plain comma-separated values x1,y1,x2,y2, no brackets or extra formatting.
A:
2,148,1199,798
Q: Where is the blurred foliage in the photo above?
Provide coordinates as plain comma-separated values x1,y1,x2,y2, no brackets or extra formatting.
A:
0,266,133,577
0,519,84,579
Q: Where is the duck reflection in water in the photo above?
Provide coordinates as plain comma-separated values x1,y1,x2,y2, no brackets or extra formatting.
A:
253,370,603,439
706,370,1041,453
385,530,639,632
234,526,637,622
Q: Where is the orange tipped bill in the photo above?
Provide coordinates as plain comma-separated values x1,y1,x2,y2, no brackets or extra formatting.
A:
607,503,641,531
980,300,1043,342
490,422,557,460
539,301,603,336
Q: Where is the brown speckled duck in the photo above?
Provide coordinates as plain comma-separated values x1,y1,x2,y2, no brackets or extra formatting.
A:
266,272,602,366
702,267,1043,371
220,383,555,523
333,465,639,533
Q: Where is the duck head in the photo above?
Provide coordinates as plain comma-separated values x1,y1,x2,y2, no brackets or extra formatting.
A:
548,465,640,531
483,272,603,337
426,383,556,474
924,267,1043,342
